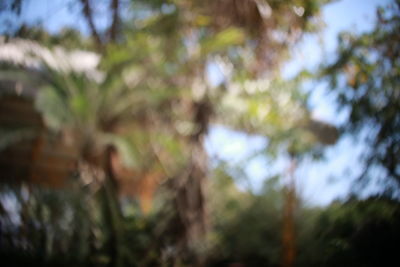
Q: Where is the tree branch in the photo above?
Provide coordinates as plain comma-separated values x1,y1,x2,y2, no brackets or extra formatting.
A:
79,0,103,50
109,0,120,42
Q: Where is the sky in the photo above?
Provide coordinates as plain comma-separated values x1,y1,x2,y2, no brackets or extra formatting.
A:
1,0,392,205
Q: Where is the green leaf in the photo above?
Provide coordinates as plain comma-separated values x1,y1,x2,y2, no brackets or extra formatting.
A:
201,27,245,54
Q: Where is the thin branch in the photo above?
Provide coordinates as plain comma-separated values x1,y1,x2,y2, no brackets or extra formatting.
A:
109,0,120,42
79,0,103,50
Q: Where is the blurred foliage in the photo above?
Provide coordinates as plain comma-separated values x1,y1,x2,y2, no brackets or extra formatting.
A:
0,125,36,152
306,196,400,267
0,181,181,266
321,0,400,190
208,167,285,266
207,164,400,267
2,164,400,267
1,0,398,266
0,183,92,266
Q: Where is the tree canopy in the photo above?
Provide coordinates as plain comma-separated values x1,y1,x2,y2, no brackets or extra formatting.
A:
0,0,399,266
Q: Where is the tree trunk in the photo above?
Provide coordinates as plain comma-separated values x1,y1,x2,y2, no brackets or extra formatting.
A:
80,145,124,267
175,143,207,242
168,99,211,265
282,158,297,267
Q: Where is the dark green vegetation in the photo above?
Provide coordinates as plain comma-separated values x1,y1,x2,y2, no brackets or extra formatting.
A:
2,172,400,267
209,170,400,267
0,0,399,266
